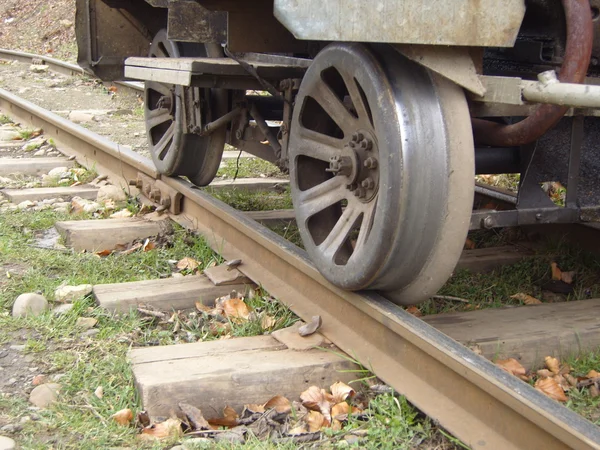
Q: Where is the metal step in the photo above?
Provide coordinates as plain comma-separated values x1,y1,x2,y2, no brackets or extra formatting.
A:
125,54,311,89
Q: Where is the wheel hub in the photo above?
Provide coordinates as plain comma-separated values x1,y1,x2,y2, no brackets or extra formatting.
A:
326,129,379,202
156,94,173,114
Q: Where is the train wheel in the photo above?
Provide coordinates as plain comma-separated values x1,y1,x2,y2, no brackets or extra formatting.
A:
288,43,474,305
144,29,226,186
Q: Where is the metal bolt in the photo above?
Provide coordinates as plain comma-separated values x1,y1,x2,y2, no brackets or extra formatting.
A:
354,187,366,198
150,188,161,201
160,197,171,207
361,177,375,190
351,132,359,142
364,157,378,169
535,213,542,221
359,139,372,151
349,140,356,148
482,216,494,229
347,183,357,191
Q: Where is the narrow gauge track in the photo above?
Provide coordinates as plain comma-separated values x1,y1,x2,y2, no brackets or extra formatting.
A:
1,85,600,449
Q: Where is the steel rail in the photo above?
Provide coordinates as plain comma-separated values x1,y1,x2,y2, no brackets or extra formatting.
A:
1,87,599,450
0,48,143,93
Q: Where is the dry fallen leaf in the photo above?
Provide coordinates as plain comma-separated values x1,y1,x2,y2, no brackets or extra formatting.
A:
222,297,250,322
111,408,134,426
510,293,542,305
464,238,476,250
142,239,155,252
406,306,422,317
586,370,600,378
179,402,211,430
305,410,326,432
535,377,567,402
565,374,578,387
139,418,182,440
551,262,562,281
260,314,276,330
244,403,266,414
561,271,575,284
95,249,113,257
331,401,350,420
176,257,200,272
545,356,560,375
208,406,239,428
264,395,291,414
536,369,553,378
496,358,528,380
288,424,308,435
32,374,47,386
137,411,151,428
590,385,600,398
94,386,103,399
195,301,212,313
554,374,571,391
300,386,333,423
119,242,142,256
330,381,355,404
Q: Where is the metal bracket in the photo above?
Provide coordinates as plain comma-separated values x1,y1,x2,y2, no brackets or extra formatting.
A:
129,173,183,214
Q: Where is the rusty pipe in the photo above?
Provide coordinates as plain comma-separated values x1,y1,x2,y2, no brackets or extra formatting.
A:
472,0,593,147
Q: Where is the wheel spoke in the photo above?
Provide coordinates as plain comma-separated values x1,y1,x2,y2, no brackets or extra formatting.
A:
296,127,343,162
146,108,172,129
146,81,171,97
298,176,347,218
312,81,357,134
344,76,371,127
352,199,376,253
318,206,362,262
153,122,175,160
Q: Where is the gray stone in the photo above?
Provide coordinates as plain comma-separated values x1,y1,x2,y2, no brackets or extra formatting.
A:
33,149,46,157
29,383,61,408
54,284,93,303
75,317,97,330
52,304,75,316
96,185,127,203
0,130,20,142
81,328,100,338
170,446,185,450
48,166,69,178
68,111,94,124
271,322,329,350
0,436,16,450
17,200,34,210
12,293,48,318
0,424,21,434
213,428,246,444
9,345,25,352
29,65,49,73
183,438,212,448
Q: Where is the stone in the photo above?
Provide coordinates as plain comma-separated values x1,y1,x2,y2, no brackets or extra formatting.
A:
83,202,101,213
271,322,329,350
33,149,46,157
17,200,34,210
0,130,20,142
75,317,98,329
12,293,48,317
55,284,93,303
48,167,69,177
68,111,94,124
81,329,100,338
29,383,61,408
29,65,49,73
183,438,212,448
41,174,56,186
52,304,75,316
0,424,21,434
60,19,73,27
0,436,16,450
96,185,127,203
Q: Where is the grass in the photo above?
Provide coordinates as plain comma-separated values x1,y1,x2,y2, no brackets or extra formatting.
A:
217,157,284,180
0,114,13,124
207,187,293,212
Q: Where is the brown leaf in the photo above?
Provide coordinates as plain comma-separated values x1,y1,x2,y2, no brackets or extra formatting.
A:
305,410,326,432
586,370,600,379
331,402,350,420
551,262,562,281
561,271,575,284
298,315,322,337
536,369,553,378
554,374,571,391
565,374,578,387
510,293,542,305
111,408,134,426
496,358,527,379
137,411,150,427
32,374,47,386
331,419,343,431
222,297,250,322
195,301,212,313
179,402,211,430
119,242,142,255
94,386,103,399
534,377,567,402
300,386,333,423
264,395,291,414
208,406,239,428
142,239,155,252
464,238,476,250
288,424,308,435
95,249,113,257
139,418,182,440
260,314,276,330
176,257,200,272
330,381,355,404
590,385,600,398
406,306,422,317
244,404,266,414
545,356,560,375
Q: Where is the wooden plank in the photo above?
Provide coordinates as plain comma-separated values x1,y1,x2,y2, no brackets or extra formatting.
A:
129,335,359,418
55,218,172,252
423,299,600,370
94,275,250,312
456,245,534,273
203,264,252,286
0,158,73,176
1,186,98,203
208,177,289,193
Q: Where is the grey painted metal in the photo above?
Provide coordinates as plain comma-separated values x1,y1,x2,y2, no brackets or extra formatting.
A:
273,0,525,47
2,86,600,449
289,43,474,304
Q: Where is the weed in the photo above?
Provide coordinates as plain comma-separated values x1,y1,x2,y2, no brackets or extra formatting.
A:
0,114,13,124
19,129,35,140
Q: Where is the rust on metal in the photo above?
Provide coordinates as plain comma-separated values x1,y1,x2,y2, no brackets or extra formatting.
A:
472,0,594,147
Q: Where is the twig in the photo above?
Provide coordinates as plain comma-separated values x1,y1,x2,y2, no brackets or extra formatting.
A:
78,403,108,426
430,295,470,303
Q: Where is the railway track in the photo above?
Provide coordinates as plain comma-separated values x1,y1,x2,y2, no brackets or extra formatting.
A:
1,61,600,449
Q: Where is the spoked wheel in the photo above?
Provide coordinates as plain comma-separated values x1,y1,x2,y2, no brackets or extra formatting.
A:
289,43,474,305
144,29,227,186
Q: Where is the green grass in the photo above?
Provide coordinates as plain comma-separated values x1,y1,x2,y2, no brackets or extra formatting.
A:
217,158,284,180
18,129,36,140
0,114,13,124
563,349,600,424
208,187,293,212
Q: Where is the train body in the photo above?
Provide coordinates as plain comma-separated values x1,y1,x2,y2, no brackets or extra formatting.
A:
75,0,600,304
